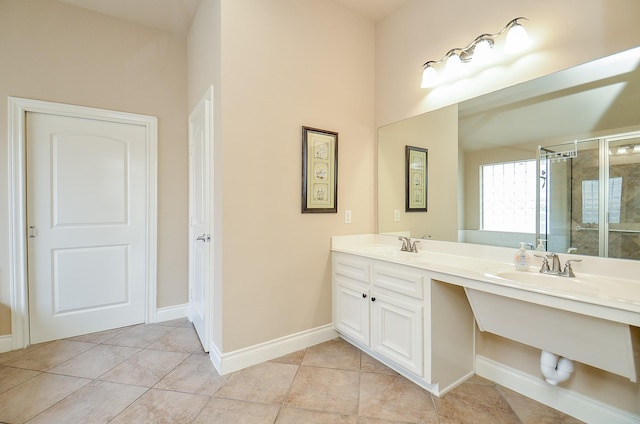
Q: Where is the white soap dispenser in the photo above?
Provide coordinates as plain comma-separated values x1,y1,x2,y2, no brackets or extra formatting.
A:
536,239,546,251
515,242,531,271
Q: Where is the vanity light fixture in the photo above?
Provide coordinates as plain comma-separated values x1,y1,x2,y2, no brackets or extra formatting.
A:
421,17,531,88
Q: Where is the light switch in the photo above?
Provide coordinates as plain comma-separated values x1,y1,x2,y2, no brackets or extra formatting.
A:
345,210,352,224
394,210,400,222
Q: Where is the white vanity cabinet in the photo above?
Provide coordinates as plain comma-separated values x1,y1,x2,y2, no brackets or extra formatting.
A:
332,251,475,395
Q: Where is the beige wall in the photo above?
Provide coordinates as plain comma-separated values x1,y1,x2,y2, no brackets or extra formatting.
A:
378,105,458,240
376,0,640,414
188,0,376,352
0,0,189,335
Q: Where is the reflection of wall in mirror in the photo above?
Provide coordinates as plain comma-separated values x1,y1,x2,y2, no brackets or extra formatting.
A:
377,104,458,240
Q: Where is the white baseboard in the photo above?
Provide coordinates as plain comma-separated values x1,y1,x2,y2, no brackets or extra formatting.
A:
212,324,339,375
155,303,188,323
476,355,640,424
0,335,13,353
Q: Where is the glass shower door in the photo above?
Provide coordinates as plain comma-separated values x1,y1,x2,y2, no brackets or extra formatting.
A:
606,134,640,260
570,140,601,257
538,140,600,255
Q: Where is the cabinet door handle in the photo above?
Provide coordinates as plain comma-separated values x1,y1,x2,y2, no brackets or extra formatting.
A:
371,297,376,302
362,293,367,299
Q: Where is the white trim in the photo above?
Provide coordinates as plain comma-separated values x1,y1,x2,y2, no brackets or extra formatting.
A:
476,355,640,424
156,303,189,323
7,97,158,348
0,335,13,353
211,324,339,375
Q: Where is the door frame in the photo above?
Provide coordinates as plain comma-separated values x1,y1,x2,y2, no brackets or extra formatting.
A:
8,97,158,349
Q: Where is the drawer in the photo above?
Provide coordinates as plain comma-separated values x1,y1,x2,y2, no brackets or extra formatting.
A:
333,252,370,284
372,262,424,299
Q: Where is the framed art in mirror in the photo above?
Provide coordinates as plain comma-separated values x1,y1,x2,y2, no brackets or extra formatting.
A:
302,126,338,213
406,145,428,212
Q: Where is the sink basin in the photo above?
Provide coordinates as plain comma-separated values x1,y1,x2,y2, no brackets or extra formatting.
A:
483,267,640,303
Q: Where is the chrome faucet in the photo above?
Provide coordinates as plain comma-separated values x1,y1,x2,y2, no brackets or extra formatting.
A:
535,253,582,277
548,253,562,274
398,236,420,253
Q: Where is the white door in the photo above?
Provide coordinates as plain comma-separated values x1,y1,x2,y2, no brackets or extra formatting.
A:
26,112,148,344
188,88,213,351
371,292,423,375
333,278,370,346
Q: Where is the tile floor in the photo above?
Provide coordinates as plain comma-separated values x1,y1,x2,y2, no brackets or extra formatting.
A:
0,319,583,423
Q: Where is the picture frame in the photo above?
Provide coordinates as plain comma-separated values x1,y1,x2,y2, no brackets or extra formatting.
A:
302,126,338,213
405,145,428,212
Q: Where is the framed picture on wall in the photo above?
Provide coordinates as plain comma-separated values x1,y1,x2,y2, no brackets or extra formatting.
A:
302,126,338,213
405,145,428,212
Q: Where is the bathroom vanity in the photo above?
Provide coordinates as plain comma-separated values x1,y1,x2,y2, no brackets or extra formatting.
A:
332,234,640,396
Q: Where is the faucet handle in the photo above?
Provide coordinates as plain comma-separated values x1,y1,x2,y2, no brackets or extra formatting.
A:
563,259,582,277
410,240,420,253
398,236,409,251
534,254,550,272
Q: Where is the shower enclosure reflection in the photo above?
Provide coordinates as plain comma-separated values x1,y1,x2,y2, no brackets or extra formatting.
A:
539,133,640,260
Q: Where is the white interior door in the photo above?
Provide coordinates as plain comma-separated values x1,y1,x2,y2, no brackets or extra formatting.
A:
26,112,148,344
189,87,213,351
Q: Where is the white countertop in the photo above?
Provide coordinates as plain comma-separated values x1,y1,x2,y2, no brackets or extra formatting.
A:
332,234,640,326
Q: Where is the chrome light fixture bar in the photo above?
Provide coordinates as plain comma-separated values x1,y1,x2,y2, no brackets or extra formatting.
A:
421,17,531,88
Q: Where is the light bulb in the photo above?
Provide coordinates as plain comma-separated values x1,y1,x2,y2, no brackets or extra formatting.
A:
504,22,531,53
472,39,493,64
633,145,640,154
445,53,462,75
421,65,438,88
616,146,628,155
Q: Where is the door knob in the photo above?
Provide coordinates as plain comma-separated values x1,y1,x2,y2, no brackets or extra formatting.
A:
196,234,210,242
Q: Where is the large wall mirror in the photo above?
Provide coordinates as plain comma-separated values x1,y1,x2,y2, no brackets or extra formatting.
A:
378,46,640,260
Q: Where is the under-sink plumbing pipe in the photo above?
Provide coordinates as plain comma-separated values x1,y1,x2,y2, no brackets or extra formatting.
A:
540,350,574,385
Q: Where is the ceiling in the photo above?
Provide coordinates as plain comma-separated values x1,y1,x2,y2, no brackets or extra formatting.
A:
458,48,640,151
57,0,408,35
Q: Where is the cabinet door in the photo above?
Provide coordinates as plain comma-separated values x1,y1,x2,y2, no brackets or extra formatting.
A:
334,278,370,346
371,292,423,375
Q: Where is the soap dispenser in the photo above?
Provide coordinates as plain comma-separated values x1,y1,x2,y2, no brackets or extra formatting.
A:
536,239,546,251
515,242,531,271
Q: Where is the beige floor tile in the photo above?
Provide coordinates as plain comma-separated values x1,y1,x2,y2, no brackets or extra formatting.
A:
270,348,306,365
110,388,209,423
48,344,140,379
154,353,229,396
360,353,398,375
103,324,174,348
301,338,361,371
65,326,131,344
27,380,147,424
359,373,439,423
156,317,194,328
99,349,188,387
0,373,90,423
193,398,280,424
3,340,94,371
433,381,520,424
148,326,203,353
276,407,358,424
216,361,298,405
0,366,40,393
285,365,360,415
498,386,585,424
358,417,416,424
0,342,51,364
